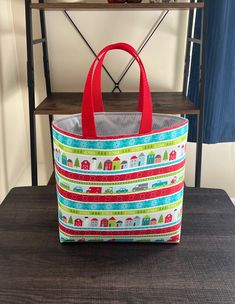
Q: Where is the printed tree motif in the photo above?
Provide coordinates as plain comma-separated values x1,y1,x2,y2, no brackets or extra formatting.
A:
178,211,181,218
68,216,73,225
98,162,103,170
158,214,164,223
74,158,80,168
163,151,168,161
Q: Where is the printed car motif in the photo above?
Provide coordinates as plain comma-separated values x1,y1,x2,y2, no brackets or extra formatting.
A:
132,183,148,192
116,188,128,193
73,186,83,193
152,181,168,188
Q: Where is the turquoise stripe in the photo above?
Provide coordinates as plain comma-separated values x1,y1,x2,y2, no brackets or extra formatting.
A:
59,218,182,231
57,189,184,211
53,124,188,150
55,155,186,175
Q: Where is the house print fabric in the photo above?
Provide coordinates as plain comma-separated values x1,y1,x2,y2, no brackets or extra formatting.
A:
52,43,188,243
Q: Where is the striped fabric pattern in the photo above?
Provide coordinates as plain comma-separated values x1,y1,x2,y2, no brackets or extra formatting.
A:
53,120,188,243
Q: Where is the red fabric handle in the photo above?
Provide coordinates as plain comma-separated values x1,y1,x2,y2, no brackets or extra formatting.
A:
92,43,146,113
81,43,153,138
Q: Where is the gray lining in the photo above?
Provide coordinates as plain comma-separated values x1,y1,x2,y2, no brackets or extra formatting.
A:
54,112,187,137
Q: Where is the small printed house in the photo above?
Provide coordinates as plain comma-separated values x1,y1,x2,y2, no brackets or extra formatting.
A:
165,214,173,223
130,156,138,168
90,218,98,227
142,215,150,226
81,160,90,170
67,159,73,168
177,145,181,157
147,151,155,164
125,218,133,226
83,217,89,228
133,216,141,226
112,157,121,170
154,155,162,164
104,160,112,171
150,218,157,225
120,161,128,169
74,218,83,227
62,216,67,223
100,218,108,227
91,158,97,170
62,153,67,165
116,220,123,227
169,150,177,161
108,217,116,227
55,148,60,161
138,153,145,166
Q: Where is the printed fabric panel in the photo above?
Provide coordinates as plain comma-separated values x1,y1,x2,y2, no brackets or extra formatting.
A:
53,115,188,243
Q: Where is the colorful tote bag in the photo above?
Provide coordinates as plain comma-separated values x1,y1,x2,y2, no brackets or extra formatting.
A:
52,43,188,243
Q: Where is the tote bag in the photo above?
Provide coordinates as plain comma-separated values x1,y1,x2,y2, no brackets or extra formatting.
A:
52,43,188,243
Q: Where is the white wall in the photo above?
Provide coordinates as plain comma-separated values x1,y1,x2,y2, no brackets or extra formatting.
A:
0,0,29,202
0,0,235,203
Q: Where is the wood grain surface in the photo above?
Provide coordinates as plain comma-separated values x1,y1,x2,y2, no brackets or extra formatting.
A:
35,92,199,115
0,186,234,304
31,2,204,11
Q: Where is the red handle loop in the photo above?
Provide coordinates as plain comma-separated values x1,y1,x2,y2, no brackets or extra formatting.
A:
81,43,153,138
92,43,146,113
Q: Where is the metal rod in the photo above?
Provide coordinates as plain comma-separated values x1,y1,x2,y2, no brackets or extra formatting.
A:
195,6,206,187
39,0,52,96
183,4,194,96
25,0,38,186
113,10,169,92
63,10,121,92
33,38,46,45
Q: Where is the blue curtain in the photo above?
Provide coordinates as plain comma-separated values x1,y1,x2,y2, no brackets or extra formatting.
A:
187,0,235,143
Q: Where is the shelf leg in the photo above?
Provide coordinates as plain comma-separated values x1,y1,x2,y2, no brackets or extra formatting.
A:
195,6,207,188
25,0,38,186
39,0,54,168
49,115,54,160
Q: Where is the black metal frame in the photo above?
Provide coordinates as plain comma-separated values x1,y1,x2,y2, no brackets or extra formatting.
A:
25,0,37,186
25,0,206,187
195,5,207,187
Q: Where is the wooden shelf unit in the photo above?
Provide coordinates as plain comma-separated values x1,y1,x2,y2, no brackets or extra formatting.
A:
35,92,199,115
25,0,206,187
31,2,204,11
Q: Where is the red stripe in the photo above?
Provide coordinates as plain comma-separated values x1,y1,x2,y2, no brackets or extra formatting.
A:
53,121,187,140
57,181,184,203
55,159,185,182
59,222,181,236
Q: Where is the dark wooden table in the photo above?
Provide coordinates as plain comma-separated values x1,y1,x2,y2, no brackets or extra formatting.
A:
0,186,235,304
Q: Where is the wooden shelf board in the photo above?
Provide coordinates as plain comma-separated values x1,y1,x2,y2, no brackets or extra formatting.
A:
31,2,204,11
35,92,199,115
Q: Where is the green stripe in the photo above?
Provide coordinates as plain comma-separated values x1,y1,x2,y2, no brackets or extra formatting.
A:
59,230,181,239
53,134,187,156
56,167,185,186
58,198,183,216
